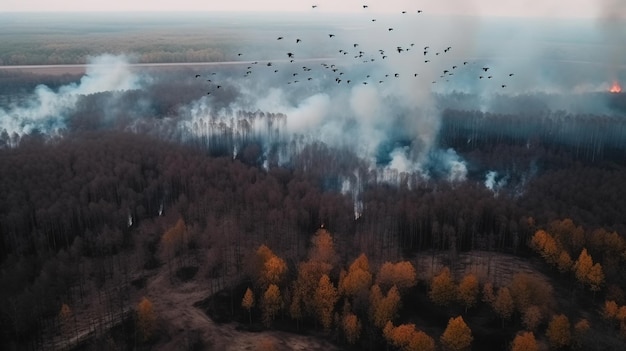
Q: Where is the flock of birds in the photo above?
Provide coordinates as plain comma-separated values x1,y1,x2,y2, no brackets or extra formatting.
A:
196,4,516,95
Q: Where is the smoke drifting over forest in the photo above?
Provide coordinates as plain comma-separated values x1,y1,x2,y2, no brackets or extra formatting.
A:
1,13,625,186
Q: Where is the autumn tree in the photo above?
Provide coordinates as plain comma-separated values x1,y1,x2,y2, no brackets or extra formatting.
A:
242,287,254,325
339,253,372,298
557,250,572,273
482,281,496,305
342,312,361,345
314,274,338,331
573,318,590,349
530,230,559,266
573,248,593,286
509,273,554,316
510,331,538,351
440,316,473,351
137,296,156,342
603,300,619,320
384,322,436,351
429,267,457,306
546,314,571,349
376,260,417,292
253,245,287,290
522,305,543,331
587,263,605,293
261,284,282,327
370,284,402,329
457,273,479,312
493,287,514,326
309,228,338,266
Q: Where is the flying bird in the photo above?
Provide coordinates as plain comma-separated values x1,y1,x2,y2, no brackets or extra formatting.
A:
402,11,406,14
363,5,368,8
482,67,489,71
509,73,514,76
296,39,301,43
277,37,283,40
195,74,201,78
388,28,394,31
394,73,399,77
287,52,294,58
312,5,317,8
329,34,335,38
502,84,507,88
417,10,423,13
237,53,242,56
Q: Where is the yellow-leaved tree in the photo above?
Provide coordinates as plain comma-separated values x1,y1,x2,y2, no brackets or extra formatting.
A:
429,267,456,306
261,284,282,327
314,274,338,331
137,297,156,342
546,314,571,349
383,322,436,351
241,287,254,325
510,331,538,351
342,312,361,345
457,273,479,312
440,316,473,351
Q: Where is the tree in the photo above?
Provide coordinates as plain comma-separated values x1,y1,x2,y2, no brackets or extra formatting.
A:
573,318,590,349
546,314,571,349
429,267,457,306
342,312,361,345
376,260,417,292
511,331,538,351
340,253,372,297
522,305,543,331
261,284,282,327
573,248,593,286
531,230,559,265
384,322,436,351
493,287,514,325
557,250,572,273
242,287,254,325
440,316,473,351
371,284,401,329
482,282,496,305
314,274,338,331
587,263,605,293
137,297,156,342
457,273,479,311
309,228,338,265
603,300,618,320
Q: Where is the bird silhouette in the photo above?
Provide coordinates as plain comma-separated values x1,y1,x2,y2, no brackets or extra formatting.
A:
502,84,507,88
388,28,393,31
363,5,368,8
287,53,294,58
277,37,283,40
509,73,514,76
482,67,489,72
296,39,301,43
195,74,201,78
329,34,335,38
312,5,317,8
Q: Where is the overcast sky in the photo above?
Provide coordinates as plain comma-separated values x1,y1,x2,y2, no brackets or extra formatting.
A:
0,0,615,19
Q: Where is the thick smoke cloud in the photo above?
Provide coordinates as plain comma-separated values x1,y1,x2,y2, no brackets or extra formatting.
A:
0,54,139,136
3,12,624,187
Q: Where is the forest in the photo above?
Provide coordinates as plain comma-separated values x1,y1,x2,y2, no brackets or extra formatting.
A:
1,62,626,351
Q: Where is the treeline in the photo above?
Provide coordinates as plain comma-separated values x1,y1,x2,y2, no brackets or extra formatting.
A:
440,106,626,163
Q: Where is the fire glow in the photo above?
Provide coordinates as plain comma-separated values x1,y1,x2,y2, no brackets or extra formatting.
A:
609,81,622,93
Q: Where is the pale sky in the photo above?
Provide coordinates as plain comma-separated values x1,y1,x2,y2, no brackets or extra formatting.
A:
0,0,613,19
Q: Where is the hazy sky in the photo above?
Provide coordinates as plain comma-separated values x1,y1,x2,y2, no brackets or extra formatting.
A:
0,0,612,19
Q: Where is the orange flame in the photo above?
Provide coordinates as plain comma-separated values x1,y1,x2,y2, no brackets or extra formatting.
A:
610,81,622,93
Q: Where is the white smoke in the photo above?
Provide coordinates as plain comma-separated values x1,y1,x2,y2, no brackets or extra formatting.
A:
0,54,138,137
